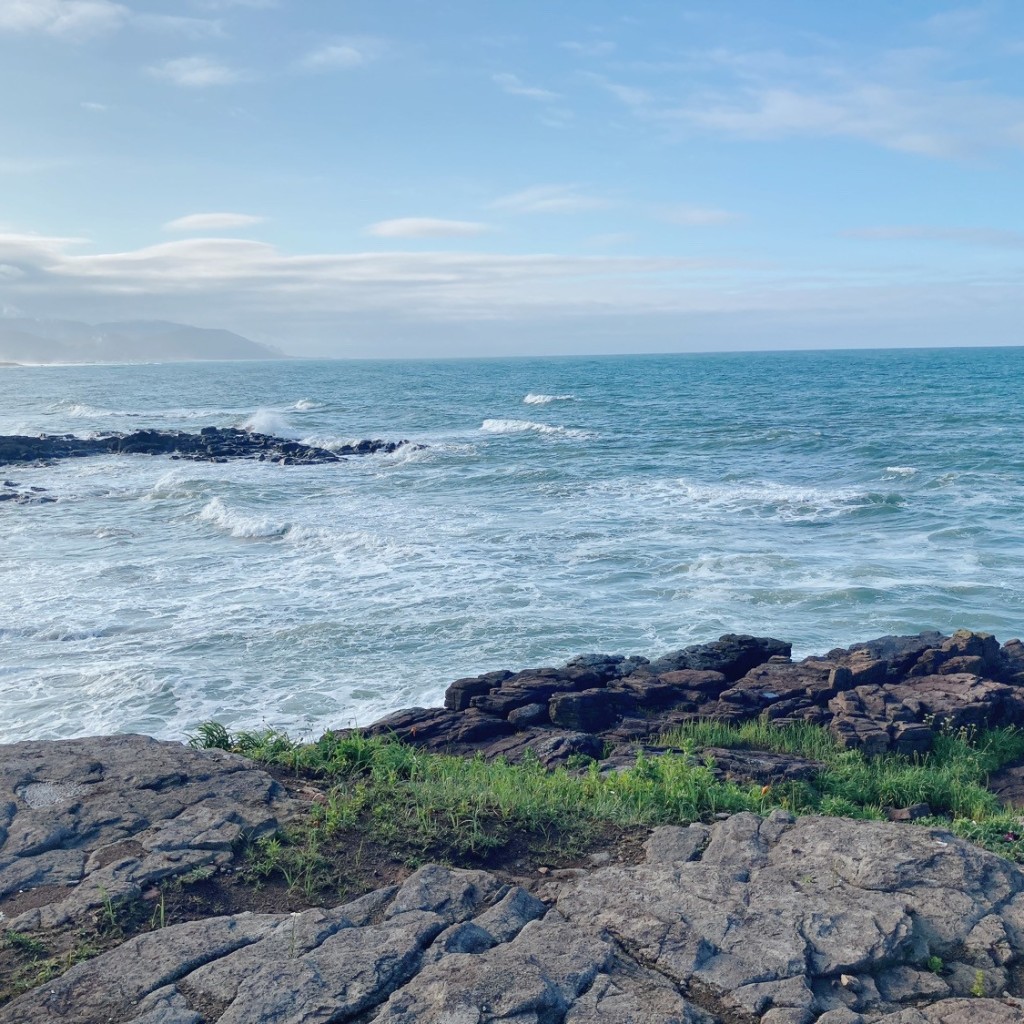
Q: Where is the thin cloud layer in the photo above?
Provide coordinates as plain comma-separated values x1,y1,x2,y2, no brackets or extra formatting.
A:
0,229,1019,354
492,72,559,101
661,205,737,227
598,42,1024,160
300,36,386,71
848,226,1024,248
367,218,492,239
0,0,128,39
164,213,265,232
149,55,242,87
491,185,610,214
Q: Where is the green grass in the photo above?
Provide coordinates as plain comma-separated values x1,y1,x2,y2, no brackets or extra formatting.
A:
1,933,100,1004
189,720,1024,894
660,717,841,762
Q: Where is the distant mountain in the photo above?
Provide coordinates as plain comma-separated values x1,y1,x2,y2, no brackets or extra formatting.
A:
0,319,286,364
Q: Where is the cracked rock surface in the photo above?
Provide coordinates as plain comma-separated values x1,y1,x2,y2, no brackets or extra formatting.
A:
0,735,294,933
4,810,1024,1023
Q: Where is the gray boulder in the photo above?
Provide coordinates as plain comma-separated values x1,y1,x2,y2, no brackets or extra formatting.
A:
0,734,294,932
6,811,1024,1022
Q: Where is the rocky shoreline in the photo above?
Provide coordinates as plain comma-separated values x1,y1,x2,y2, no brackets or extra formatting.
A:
0,427,419,468
360,630,1024,783
3,630,1024,1023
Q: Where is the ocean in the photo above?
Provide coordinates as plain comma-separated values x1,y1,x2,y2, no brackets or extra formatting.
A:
1,348,1022,744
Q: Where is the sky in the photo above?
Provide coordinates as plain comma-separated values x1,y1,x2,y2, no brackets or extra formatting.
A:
0,0,1022,357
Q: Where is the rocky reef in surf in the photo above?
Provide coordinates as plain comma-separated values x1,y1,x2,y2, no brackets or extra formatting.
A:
0,480,55,505
361,630,1024,785
0,427,420,467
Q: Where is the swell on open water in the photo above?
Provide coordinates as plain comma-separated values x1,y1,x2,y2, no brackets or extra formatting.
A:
1,348,1022,743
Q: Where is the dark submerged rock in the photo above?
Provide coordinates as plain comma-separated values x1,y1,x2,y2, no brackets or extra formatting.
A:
0,427,421,467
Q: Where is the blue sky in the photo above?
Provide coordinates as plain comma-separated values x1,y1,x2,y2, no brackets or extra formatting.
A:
0,0,1022,356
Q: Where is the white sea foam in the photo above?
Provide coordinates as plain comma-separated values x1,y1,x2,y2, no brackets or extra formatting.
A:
54,400,250,423
199,497,288,539
61,402,119,418
884,466,919,478
480,418,593,439
240,409,297,437
294,399,322,411
523,393,574,405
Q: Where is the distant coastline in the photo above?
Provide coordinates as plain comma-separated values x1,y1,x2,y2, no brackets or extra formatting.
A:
0,318,285,364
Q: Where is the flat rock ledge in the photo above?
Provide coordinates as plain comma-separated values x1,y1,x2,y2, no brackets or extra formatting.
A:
358,630,1024,778
4,811,1024,1024
0,428,419,467
0,735,296,934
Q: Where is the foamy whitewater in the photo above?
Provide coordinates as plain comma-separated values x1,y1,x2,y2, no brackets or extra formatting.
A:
2,349,1022,743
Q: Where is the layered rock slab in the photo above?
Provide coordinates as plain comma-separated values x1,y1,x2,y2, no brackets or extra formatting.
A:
360,631,1024,779
0,735,295,932
5,813,1024,1023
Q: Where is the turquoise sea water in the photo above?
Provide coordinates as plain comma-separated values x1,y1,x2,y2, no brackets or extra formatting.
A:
1,348,1022,742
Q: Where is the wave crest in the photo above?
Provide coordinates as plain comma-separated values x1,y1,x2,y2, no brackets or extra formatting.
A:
239,409,297,437
480,418,593,439
199,497,288,540
523,393,574,405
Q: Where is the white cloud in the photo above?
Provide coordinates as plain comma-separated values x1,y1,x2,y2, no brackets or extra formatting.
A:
193,0,275,8
1,230,1019,354
561,40,615,58
491,184,610,214
149,56,243,88
847,225,1024,248
0,232,712,321
492,73,559,102
603,42,1024,160
80,101,107,112
164,212,265,233
662,205,738,227
367,218,491,239
300,36,385,71
0,0,128,39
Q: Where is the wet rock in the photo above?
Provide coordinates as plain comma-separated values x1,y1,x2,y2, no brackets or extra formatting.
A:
0,480,56,505
0,428,420,467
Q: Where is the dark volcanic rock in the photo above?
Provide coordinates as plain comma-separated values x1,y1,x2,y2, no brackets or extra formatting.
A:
829,631,948,679
645,634,792,680
0,480,56,505
0,427,419,467
549,689,634,732
377,629,1024,772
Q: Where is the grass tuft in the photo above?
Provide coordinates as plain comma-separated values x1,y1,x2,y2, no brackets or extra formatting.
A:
186,718,1024,897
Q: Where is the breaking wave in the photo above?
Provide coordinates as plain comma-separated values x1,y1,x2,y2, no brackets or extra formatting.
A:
480,419,593,439
523,393,574,405
198,497,288,539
